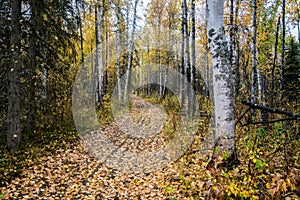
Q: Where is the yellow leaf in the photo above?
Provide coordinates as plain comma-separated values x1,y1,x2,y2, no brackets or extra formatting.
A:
228,184,237,196
240,190,249,198
250,195,259,200
286,178,291,186
281,181,287,192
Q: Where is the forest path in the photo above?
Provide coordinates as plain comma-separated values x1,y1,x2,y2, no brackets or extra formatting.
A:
82,94,170,173
1,95,207,199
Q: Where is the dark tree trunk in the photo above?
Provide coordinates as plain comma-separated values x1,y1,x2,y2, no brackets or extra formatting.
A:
76,0,84,66
271,16,280,107
27,0,38,134
183,0,191,114
8,0,22,151
76,0,85,90
280,0,286,98
229,0,234,72
180,0,186,108
123,0,138,102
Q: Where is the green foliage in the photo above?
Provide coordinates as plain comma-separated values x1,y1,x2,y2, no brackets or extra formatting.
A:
0,0,78,149
164,185,175,195
284,38,300,101
222,151,231,161
257,127,267,138
160,116,299,199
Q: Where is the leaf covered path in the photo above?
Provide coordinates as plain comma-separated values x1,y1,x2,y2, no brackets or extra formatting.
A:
1,96,207,199
1,96,299,199
0,140,207,199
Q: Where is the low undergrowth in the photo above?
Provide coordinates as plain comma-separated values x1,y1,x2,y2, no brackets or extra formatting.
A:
0,94,299,199
162,122,300,199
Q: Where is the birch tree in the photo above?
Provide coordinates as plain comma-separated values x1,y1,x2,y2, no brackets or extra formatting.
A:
147,38,151,96
191,0,196,115
103,7,109,94
251,0,258,105
115,0,122,101
163,0,174,97
123,0,139,102
96,0,104,104
297,10,300,43
158,4,162,97
206,0,235,154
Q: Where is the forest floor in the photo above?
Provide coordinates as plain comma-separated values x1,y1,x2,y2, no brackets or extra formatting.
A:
1,96,300,199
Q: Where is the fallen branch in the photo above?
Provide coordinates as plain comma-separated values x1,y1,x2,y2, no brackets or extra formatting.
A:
237,101,300,126
236,107,251,126
242,101,300,119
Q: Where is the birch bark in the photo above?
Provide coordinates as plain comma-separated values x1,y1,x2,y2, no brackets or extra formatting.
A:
206,0,235,153
96,0,104,104
123,0,139,102
115,0,122,100
251,0,258,105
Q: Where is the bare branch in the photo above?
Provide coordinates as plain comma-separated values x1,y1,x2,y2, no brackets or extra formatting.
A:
242,101,300,118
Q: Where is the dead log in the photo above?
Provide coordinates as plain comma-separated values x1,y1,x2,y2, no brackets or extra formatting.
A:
236,101,300,126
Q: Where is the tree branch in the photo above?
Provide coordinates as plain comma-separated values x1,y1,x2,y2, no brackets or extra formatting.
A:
242,101,300,118
236,107,251,126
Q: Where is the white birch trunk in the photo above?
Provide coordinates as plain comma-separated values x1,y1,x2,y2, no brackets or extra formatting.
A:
191,0,196,114
96,0,104,103
206,0,235,153
297,11,300,43
251,0,258,105
123,0,139,102
158,21,162,97
147,41,151,96
163,0,174,97
257,67,262,102
115,0,122,100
